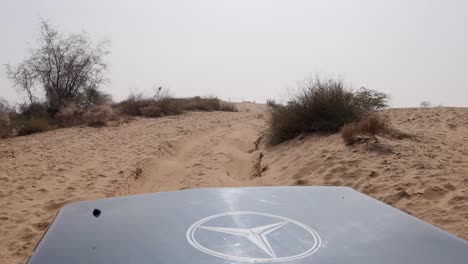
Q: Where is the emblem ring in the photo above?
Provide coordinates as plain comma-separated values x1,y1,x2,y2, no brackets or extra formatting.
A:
186,211,321,262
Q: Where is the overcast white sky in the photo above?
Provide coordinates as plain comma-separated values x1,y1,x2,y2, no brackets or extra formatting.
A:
1,0,467,107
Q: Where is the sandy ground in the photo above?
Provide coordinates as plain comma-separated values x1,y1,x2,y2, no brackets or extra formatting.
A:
0,104,467,263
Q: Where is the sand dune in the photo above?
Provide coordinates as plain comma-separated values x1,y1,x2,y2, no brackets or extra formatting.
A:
0,104,467,264
258,107,468,240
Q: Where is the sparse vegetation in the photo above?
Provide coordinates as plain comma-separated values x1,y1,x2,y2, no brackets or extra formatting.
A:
116,92,236,118
219,102,237,112
0,91,236,138
267,77,389,145
1,20,240,138
17,102,49,120
140,105,162,117
155,98,185,115
16,118,50,136
420,101,431,107
83,105,115,126
341,113,389,145
266,99,278,108
116,92,154,116
183,97,221,111
0,114,13,139
353,88,389,110
5,19,109,116
0,99,14,138
54,103,82,127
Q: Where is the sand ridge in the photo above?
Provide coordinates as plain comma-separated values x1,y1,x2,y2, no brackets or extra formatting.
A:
0,105,467,264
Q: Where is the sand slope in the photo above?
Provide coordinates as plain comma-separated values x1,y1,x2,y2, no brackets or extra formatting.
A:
0,105,467,264
258,107,468,240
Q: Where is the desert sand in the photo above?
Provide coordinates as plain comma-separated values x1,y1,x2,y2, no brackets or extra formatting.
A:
0,104,467,264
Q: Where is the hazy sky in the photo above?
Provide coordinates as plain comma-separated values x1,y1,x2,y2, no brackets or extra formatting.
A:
1,0,467,107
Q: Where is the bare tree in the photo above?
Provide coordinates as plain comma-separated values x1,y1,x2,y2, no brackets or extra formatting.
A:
5,20,109,115
420,101,431,107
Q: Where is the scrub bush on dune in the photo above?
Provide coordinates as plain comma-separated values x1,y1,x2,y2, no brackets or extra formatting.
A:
84,105,115,126
267,77,389,145
16,118,50,136
266,99,278,108
54,103,82,127
0,99,14,138
116,92,237,117
183,96,221,111
140,105,163,117
116,92,154,116
219,102,237,112
0,114,13,138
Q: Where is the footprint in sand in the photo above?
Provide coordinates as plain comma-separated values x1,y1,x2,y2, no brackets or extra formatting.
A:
423,186,447,200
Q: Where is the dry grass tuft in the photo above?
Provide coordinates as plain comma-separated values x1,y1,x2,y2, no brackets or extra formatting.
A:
83,105,115,126
55,103,82,127
341,113,389,145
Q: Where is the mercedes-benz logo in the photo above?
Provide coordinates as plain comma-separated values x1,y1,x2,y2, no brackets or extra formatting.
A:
186,211,321,262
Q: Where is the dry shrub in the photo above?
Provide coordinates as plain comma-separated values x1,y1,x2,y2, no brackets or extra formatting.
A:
0,114,13,139
83,105,115,126
0,98,13,114
268,79,360,145
18,102,49,119
219,102,237,112
55,103,82,127
0,99,14,139
117,93,237,117
267,77,389,145
184,97,220,111
156,98,185,115
116,93,154,116
266,99,279,108
184,97,237,112
341,113,389,145
141,105,162,117
16,118,49,136
340,123,357,145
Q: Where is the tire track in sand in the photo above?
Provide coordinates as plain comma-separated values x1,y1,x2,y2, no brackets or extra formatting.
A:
118,107,268,195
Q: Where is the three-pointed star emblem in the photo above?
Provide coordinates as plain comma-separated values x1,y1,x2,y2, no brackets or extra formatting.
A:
199,222,289,257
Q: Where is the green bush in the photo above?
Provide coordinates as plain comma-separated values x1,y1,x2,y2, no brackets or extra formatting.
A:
267,78,389,145
353,88,389,111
